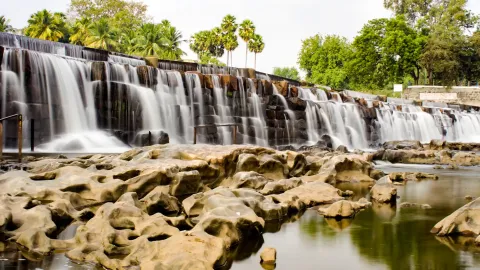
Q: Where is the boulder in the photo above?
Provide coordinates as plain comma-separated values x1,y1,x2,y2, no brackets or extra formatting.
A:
383,140,423,150
169,170,202,197
430,139,447,150
141,186,180,216
260,247,277,264
388,172,438,182
399,202,432,209
260,178,303,195
228,171,269,190
370,176,397,203
318,199,371,219
432,198,480,236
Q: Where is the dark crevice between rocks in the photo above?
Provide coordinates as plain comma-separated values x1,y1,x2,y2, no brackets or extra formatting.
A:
113,170,141,181
147,234,170,241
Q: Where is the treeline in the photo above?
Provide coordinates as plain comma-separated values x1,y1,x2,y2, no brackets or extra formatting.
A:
0,0,185,60
189,15,265,67
297,0,480,89
0,0,265,65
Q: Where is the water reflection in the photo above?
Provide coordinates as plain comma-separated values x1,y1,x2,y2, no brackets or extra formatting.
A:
233,165,480,270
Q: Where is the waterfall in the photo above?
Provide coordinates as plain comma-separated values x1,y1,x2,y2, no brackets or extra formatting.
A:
212,75,233,144
247,79,268,146
272,85,295,145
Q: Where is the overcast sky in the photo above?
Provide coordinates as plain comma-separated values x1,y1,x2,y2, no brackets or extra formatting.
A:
3,0,480,75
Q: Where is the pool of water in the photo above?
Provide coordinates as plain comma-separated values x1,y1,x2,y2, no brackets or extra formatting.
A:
233,164,480,270
2,164,480,269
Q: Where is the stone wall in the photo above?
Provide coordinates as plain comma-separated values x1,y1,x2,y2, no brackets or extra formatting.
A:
404,86,480,107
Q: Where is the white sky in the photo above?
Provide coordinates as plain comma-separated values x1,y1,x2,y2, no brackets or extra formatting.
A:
3,0,480,75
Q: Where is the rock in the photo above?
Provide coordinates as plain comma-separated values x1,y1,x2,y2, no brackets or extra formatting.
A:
388,172,438,182
169,170,202,197
271,181,343,207
433,165,444,170
369,169,385,180
318,199,371,219
236,154,260,173
228,171,269,190
383,140,423,150
336,145,349,153
370,177,397,203
141,186,180,216
260,247,277,264
260,178,303,195
399,202,432,209
447,164,459,170
432,198,480,236
466,195,474,201
430,139,447,150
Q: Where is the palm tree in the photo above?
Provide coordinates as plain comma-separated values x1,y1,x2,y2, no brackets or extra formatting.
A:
70,17,92,45
119,29,138,55
158,20,185,60
24,10,67,41
134,23,165,57
239,19,256,68
223,33,238,67
0,16,14,33
248,34,265,69
85,18,118,50
221,14,238,66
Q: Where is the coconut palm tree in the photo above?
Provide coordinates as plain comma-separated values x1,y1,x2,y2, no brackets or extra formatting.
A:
239,19,256,68
221,14,238,66
248,34,265,69
119,29,138,55
24,10,67,41
70,17,92,45
158,20,185,60
0,16,14,33
85,18,118,50
134,23,165,57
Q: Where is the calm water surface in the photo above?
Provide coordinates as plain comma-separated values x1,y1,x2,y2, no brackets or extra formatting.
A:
2,164,480,270
233,164,480,270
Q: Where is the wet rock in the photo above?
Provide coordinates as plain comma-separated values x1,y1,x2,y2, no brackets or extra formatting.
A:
228,171,269,190
369,169,385,180
169,170,202,197
236,154,260,173
260,178,303,195
141,186,180,216
336,145,349,153
388,172,438,182
260,247,277,264
466,195,474,201
447,164,459,170
432,198,480,236
430,139,447,150
433,165,444,170
370,176,397,203
318,199,371,219
383,140,423,150
271,181,343,207
399,202,432,209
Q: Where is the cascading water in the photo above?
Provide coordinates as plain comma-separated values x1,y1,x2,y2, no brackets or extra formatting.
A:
247,79,268,146
212,75,233,144
299,88,368,149
272,85,295,145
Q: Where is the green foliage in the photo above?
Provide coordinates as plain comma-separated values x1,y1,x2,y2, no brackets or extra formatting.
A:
68,0,148,30
298,34,352,89
85,18,118,50
190,30,225,58
0,16,14,33
199,53,226,66
70,17,92,45
25,10,68,42
248,34,265,69
273,67,300,81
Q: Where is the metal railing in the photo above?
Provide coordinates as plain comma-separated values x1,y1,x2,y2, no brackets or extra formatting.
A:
0,114,23,162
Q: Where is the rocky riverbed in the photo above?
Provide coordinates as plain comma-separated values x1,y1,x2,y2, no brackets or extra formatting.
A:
0,141,479,269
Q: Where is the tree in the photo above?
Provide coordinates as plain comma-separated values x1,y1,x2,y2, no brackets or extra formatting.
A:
119,29,138,55
298,34,352,89
134,23,164,56
0,16,14,33
69,17,92,45
239,19,255,67
190,29,224,60
273,67,300,81
85,18,117,50
24,10,67,42
158,20,185,60
221,14,238,67
199,53,226,66
68,0,148,30
420,37,460,86
248,34,265,69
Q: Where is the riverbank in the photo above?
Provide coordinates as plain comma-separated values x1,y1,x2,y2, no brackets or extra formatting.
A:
0,141,479,269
